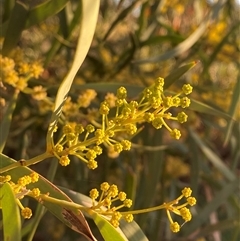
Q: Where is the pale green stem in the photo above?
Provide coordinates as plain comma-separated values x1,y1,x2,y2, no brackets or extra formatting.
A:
36,194,86,211
102,114,105,131
166,209,174,224
0,152,53,173
160,117,172,132
115,203,168,215
55,134,66,146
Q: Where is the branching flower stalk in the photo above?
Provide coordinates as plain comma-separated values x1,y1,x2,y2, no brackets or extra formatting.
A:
0,174,197,233
0,55,193,172
51,77,193,169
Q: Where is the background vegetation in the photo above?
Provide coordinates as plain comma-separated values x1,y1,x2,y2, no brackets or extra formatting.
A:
0,0,239,240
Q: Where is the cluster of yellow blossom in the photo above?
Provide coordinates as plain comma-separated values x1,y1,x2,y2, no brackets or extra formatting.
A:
52,78,192,169
165,187,197,232
0,48,43,92
0,172,40,219
89,182,134,228
88,183,197,232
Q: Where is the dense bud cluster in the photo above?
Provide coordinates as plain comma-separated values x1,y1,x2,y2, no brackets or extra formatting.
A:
88,183,196,232
89,182,133,228
52,78,193,169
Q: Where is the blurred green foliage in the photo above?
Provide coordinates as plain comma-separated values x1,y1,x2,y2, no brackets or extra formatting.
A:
0,0,239,241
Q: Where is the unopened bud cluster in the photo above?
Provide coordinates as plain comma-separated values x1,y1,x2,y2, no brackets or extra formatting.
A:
165,187,197,232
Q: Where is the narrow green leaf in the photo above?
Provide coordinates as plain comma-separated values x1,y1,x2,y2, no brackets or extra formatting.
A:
0,153,97,241
90,211,128,241
25,0,69,28
164,61,197,89
190,99,233,120
224,76,240,145
189,129,236,181
47,0,100,145
140,35,184,47
2,1,28,56
0,91,19,153
0,182,21,241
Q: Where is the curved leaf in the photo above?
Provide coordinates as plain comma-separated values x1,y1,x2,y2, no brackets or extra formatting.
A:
0,182,21,241
47,0,100,146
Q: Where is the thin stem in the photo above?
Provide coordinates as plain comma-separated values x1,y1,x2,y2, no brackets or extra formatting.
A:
36,194,86,211
118,203,168,215
0,152,53,174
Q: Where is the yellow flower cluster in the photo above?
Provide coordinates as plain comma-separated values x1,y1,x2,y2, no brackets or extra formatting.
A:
165,187,197,232
88,184,196,232
52,78,193,169
0,172,40,219
89,182,134,228
0,48,43,91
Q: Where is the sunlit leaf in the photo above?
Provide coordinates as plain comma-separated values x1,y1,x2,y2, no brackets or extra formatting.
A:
47,0,100,146
0,182,21,241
